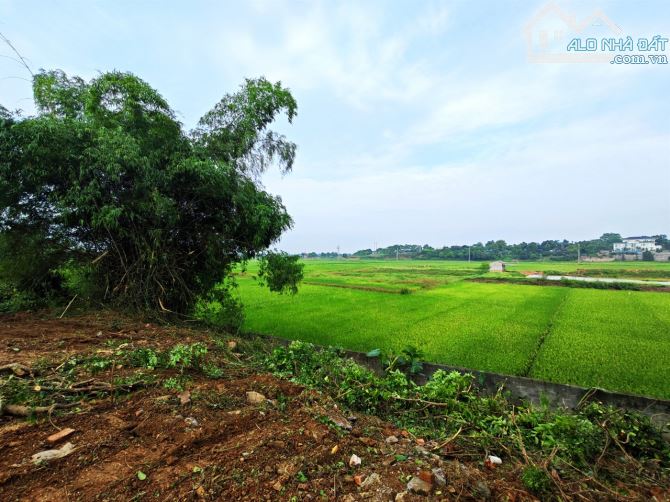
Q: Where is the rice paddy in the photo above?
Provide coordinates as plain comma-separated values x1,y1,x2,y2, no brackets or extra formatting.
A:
237,259,670,399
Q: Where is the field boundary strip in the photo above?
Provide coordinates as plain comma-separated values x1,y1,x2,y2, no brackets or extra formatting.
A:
519,288,569,378
301,281,404,294
467,277,670,293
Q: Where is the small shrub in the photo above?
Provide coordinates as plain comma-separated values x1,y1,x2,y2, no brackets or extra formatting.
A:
127,348,159,370
162,377,184,391
86,356,114,374
385,345,425,375
202,363,224,379
521,465,552,494
193,283,244,333
166,343,208,372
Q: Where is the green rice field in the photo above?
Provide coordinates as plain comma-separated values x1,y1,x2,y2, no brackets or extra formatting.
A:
237,259,670,399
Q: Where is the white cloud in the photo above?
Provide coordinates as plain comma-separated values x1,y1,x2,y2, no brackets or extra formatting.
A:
213,1,447,108
268,111,670,252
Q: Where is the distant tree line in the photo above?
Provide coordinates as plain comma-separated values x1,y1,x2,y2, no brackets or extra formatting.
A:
306,233,670,261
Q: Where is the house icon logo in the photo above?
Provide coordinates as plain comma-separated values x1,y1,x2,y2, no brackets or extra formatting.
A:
524,2,623,63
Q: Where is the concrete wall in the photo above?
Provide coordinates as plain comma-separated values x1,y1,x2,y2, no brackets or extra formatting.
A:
258,333,670,431
343,349,670,431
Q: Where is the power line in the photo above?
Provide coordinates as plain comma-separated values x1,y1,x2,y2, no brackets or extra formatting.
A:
0,32,33,77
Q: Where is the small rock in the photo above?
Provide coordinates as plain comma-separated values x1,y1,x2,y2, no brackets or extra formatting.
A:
487,454,502,465
353,474,363,486
268,440,286,449
331,445,339,454
416,438,425,446
407,476,432,495
184,417,199,427
360,472,381,489
327,413,352,430
227,340,238,350
349,454,362,468
246,391,266,404
385,435,399,444
432,468,446,487
135,409,144,417
47,428,75,443
272,480,283,491
179,390,191,405
484,455,502,469
31,442,76,464
474,480,491,499
277,460,298,476
395,492,408,501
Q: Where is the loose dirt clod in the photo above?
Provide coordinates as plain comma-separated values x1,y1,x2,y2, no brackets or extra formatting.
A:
246,391,266,404
359,472,381,489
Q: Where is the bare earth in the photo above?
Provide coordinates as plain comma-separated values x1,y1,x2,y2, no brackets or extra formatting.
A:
0,312,666,501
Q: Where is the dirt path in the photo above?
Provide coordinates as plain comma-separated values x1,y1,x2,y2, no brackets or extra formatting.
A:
525,274,670,286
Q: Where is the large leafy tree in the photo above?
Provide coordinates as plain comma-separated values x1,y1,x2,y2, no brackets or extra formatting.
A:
0,70,302,313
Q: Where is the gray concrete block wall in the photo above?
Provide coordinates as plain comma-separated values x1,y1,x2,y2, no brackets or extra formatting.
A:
256,333,670,431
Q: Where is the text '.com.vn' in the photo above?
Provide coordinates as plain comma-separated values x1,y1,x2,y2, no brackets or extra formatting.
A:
567,36,668,64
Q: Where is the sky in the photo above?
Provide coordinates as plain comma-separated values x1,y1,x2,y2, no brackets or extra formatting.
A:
0,0,668,253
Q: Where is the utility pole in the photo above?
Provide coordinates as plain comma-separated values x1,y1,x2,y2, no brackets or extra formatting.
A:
396,249,399,260
337,245,340,258
577,243,581,263
468,246,471,262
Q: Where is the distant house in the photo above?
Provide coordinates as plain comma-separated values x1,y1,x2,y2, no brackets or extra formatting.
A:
613,236,661,254
489,261,506,272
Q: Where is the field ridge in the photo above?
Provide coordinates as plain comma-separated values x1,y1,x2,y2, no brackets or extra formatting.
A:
521,288,571,377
